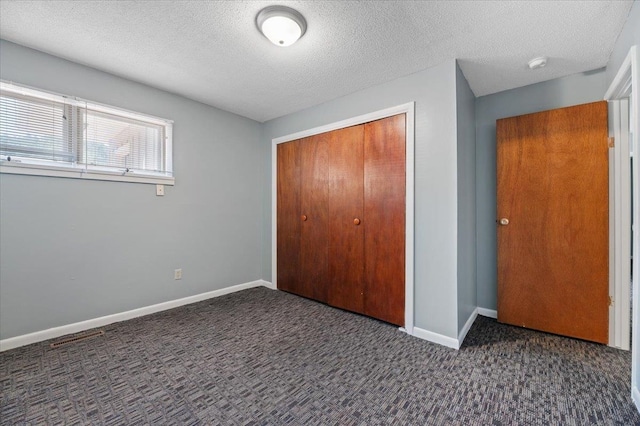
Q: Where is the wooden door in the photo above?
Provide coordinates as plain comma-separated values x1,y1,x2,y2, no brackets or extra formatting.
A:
497,101,609,343
299,134,330,302
327,125,365,313
363,114,406,326
277,140,301,294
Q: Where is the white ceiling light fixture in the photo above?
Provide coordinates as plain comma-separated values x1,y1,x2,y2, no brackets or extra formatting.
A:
528,57,548,70
256,5,307,47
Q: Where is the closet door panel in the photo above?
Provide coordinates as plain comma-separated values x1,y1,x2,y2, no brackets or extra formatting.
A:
364,114,406,326
328,125,365,313
276,140,301,293
299,135,330,302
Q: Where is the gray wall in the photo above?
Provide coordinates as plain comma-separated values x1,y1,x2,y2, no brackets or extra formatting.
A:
262,60,461,338
606,0,640,87
475,69,607,310
456,63,477,333
0,40,264,340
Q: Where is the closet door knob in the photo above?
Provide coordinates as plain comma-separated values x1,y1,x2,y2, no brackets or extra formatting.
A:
353,218,361,225
301,215,308,221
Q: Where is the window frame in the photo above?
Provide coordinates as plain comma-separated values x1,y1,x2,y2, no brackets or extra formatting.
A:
0,81,175,185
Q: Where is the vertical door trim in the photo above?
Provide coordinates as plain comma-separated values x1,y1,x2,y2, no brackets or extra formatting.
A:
604,44,639,412
608,98,631,350
271,102,416,335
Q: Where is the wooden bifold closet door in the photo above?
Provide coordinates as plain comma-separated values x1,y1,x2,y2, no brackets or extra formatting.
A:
277,134,330,302
300,134,330,303
276,114,406,326
327,125,365,313
363,116,406,326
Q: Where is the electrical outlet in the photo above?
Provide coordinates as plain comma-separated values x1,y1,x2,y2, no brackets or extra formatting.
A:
156,184,165,196
174,269,182,280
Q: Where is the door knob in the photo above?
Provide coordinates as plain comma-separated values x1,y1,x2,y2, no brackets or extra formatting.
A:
499,218,509,226
301,215,308,221
354,218,361,225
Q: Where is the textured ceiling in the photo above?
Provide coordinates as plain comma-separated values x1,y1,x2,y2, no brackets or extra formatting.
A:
0,1,633,122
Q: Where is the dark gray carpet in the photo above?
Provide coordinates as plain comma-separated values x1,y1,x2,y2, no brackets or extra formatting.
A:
1,287,638,425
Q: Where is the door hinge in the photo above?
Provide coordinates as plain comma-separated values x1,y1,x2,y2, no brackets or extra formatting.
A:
609,296,614,306
608,137,615,148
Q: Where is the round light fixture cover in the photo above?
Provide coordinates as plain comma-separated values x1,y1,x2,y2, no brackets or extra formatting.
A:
528,57,548,70
257,5,307,47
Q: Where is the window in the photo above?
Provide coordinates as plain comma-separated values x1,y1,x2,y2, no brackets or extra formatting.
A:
0,81,174,185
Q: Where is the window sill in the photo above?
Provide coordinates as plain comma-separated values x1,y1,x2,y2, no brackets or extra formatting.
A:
0,162,175,186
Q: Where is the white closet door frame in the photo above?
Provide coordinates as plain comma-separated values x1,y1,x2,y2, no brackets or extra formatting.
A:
271,102,416,335
608,98,631,350
604,45,639,412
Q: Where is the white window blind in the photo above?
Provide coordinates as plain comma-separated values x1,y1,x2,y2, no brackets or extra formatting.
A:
0,91,74,163
0,81,174,184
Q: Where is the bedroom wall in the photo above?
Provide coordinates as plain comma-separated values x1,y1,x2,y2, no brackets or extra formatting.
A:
0,40,264,340
261,60,461,339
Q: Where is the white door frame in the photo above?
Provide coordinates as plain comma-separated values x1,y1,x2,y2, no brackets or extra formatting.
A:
271,102,416,335
604,45,639,411
608,98,632,350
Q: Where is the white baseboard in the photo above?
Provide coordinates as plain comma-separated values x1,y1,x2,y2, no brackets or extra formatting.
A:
458,309,478,347
413,326,461,350
0,279,271,352
477,307,497,319
262,280,276,290
633,386,640,413
412,308,483,350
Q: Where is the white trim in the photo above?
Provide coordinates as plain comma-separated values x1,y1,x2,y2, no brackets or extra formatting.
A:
633,386,640,413
271,102,416,334
412,326,460,350
165,124,174,175
608,123,617,347
0,162,175,185
458,309,478,347
607,99,631,350
410,308,486,350
272,103,415,145
404,105,415,335
605,48,635,100
0,279,271,352
604,46,639,405
84,100,172,126
262,280,277,290
477,307,498,319
271,134,278,292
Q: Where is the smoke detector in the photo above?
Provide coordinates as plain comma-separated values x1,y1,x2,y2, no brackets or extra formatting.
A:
528,57,548,70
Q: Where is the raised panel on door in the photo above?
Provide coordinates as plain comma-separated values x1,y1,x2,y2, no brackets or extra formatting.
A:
497,101,609,343
277,140,301,294
299,134,330,302
327,125,365,313
363,114,406,326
